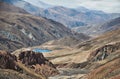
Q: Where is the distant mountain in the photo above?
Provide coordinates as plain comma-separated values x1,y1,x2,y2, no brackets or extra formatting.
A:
24,0,53,9
0,2,89,52
0,0,44,15
0,2,27,13
1,0,119,28
73,17,120,36
100,17,120,31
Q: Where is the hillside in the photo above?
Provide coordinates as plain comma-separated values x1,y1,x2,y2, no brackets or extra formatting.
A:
0,50,60,79
74,17,120,36
0,2,27,13
0,2,89,52
43,28,120,78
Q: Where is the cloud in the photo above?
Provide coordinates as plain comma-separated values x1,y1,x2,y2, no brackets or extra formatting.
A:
24,0,120,13
79,0,120,13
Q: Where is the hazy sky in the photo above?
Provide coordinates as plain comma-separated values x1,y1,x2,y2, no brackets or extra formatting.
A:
24,0,120,13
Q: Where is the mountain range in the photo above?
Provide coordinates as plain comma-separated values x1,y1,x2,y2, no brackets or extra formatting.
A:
1,0,120,29
0,0,120,79
73,17,120,36
0,2,90,52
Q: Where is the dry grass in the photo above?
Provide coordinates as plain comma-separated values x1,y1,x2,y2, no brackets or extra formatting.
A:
16,62,47,79
87,57,120,79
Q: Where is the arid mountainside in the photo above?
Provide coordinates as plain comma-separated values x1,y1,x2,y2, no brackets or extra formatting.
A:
0,1,120,79
86,42,120,79
0,36,25,52
0,2,89,52
43,35,89,47
43,29,120,79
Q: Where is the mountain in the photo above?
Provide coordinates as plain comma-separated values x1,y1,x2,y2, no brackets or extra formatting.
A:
100,17,120,31
1,0,119,29
0,2,89,52
38,6,115,28
44,28,120,79
0,0,44,15
86,42,120,79
74,17,120,36
0,2,27,13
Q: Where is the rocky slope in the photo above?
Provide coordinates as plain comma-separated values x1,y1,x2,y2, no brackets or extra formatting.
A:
0,50,59,79
0,50,40,79
0,2,89,52
86,45,120,79
0,50,18,70
18,50,59,77
43,28,120,79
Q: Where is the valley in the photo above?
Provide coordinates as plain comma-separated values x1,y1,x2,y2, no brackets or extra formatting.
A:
0,0,120,79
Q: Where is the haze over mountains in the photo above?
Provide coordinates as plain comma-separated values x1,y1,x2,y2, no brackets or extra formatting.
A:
1,0,120,29
74,17,120,36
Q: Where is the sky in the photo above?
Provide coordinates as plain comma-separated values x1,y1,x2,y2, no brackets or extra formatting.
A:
24,0,120,13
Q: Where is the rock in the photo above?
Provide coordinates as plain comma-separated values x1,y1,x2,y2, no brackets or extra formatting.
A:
88,42,120,62
18,51,59,77
0,50,18,70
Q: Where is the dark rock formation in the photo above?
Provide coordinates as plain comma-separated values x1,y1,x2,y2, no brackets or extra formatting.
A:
0,50,18,70
18,51,59,77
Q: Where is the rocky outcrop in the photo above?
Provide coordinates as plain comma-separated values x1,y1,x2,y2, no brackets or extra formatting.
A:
0,50,58,78
76,42,120,79
18,51,59,77
0,50,18,70
88,42,120,62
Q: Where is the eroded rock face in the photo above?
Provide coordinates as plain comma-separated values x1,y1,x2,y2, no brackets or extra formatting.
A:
0,50,18,70
88,42,120,62
18,51,59,77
